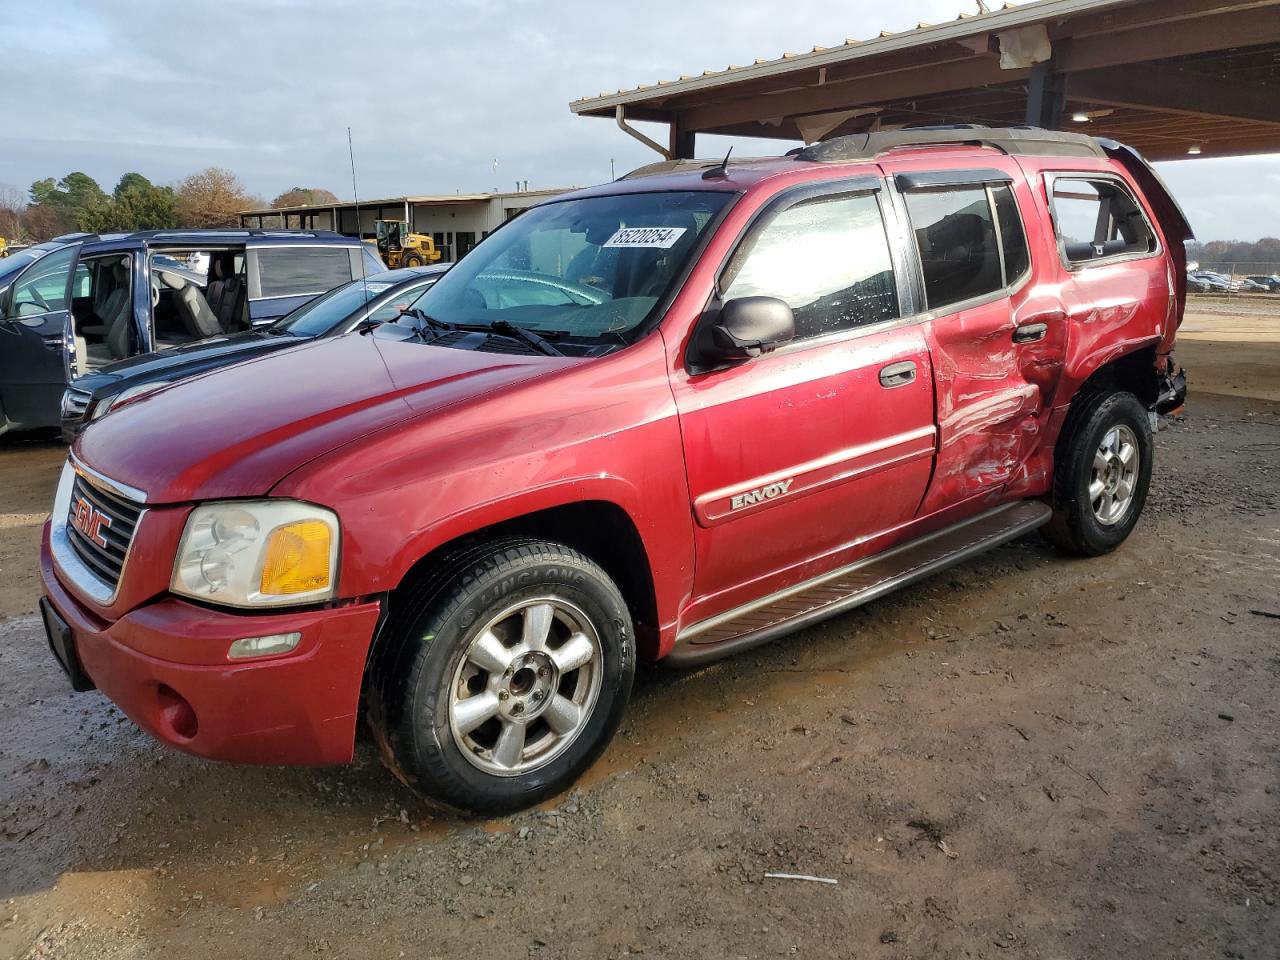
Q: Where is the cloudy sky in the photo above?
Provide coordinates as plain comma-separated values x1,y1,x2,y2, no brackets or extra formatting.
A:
4,0,1277,241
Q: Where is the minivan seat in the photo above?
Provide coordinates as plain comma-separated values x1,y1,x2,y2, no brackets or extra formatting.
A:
205,259,228,317
83,259,133,359
160,270,222,339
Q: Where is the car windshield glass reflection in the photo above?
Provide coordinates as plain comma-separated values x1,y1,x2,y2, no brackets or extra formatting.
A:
407,191,732,346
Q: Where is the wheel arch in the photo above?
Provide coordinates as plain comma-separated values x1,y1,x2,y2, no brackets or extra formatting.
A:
1069,342,1161,410
379,498,662,663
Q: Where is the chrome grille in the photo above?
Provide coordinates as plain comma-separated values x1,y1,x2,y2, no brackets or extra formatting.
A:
65,473,142,589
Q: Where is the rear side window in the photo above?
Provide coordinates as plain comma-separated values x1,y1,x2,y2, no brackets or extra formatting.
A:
1050,177,1156,265
992,184,1030,283
721,192,900,342
256,247,352,297
905,184,1031,312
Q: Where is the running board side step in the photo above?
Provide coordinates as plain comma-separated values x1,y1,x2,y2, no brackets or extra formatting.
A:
667,501,1052,667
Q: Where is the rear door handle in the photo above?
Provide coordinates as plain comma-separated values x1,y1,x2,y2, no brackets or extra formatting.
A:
1012,322,1048,344
879,360,917,388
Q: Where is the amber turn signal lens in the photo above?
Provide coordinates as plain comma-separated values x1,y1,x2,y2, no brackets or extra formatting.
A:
259,520,332,596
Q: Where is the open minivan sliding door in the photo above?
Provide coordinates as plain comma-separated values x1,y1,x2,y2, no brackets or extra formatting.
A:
0,244,80,431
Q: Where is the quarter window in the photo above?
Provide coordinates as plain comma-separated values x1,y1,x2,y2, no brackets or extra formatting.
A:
256,247,353,298
721,192,900,342
1050,177,1156,265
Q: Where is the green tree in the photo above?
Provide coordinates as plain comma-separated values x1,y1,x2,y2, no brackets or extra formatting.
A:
110,173,178,230
27,172,110,236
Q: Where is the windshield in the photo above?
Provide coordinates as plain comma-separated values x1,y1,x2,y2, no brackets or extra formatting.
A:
276,276,401,337
412,191,732,347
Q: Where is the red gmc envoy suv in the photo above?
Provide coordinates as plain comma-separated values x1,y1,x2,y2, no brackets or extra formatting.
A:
40,127,1190,813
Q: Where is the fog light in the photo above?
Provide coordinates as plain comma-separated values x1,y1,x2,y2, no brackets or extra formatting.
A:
228,632,302,660
157,684,198,740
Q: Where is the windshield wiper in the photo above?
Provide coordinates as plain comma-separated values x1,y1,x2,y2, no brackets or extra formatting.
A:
486,319,563,357
395,307,456,343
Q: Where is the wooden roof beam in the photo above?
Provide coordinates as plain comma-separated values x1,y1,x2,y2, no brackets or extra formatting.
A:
1068,61,1280,128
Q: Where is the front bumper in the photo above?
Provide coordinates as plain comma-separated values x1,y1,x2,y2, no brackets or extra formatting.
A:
40,525,381,766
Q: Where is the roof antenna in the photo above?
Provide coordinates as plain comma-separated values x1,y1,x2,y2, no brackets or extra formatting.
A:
702,146,733,180
348,126,375,334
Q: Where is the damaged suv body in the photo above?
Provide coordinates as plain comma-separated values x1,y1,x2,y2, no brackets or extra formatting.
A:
40,128,1189,813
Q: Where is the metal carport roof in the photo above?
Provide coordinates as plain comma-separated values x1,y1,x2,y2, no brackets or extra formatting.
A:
571,0,1280,162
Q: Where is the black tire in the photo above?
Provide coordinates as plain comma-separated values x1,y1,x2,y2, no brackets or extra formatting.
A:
1042,390,1153,556
403,254,424,268
369,539,635,814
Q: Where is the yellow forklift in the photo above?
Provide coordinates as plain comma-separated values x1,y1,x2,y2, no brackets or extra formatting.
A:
374,220,442,269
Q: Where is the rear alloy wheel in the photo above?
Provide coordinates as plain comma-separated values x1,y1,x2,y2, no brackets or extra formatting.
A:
1089,423,1140,526
1042,390,1153,556
371,539,634,814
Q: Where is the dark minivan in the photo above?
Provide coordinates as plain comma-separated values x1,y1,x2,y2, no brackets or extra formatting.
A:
0,230,384,434
62,264,448,434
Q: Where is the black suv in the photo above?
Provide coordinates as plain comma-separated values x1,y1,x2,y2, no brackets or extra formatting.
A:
62,264,448,436
0,230,384,434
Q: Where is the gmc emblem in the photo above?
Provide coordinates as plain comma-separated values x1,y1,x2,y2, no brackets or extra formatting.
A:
71,497,112,549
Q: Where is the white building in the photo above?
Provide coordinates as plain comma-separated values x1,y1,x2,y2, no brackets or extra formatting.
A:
239,188,569,261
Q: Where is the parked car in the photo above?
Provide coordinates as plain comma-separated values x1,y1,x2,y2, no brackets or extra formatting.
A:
1189,271,1230,293
62,264,449,437
1244,274,1280,292
40,127,1190,813
0,230,384,435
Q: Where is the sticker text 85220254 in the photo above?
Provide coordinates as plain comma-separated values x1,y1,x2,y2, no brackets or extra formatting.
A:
603,227,688,249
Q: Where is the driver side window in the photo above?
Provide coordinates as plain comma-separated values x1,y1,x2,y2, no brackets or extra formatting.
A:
7,247,77,318
721,192,900,342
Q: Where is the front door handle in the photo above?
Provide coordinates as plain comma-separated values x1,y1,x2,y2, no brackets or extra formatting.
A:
1012,322,1048,344
879,360,917,388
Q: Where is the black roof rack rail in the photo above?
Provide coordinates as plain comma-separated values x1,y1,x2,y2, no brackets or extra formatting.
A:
795,125,1107,163
619,157,751,180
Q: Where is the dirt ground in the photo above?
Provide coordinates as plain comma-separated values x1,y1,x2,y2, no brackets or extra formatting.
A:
2,309,1278,959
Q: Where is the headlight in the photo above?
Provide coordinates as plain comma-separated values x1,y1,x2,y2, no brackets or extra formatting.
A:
93,381,172,420
171,500,340,608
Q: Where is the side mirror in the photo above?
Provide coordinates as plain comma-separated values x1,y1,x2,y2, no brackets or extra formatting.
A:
695,296,794,367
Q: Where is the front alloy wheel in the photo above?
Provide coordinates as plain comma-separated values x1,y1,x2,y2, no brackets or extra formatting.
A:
371,539,634,814
449,598,603,776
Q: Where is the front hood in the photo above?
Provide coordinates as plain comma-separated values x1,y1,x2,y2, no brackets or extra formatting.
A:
73,331,294,394
75,334,565,503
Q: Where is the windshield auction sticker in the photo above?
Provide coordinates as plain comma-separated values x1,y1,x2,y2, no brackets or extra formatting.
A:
603,226,688,249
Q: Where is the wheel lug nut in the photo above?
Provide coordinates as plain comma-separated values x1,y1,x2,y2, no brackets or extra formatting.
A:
537,667,548,679
511,703,524,715
499,691,509,701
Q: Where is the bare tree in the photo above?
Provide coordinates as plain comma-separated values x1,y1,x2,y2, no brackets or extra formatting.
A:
0,183,28,241
175,167,258,228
